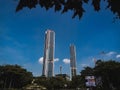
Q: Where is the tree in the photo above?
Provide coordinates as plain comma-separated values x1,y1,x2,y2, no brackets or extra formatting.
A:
81,67,94,76
94,60,120,90
70,75,85,89
0,64,33,89
79,67,94,89
79,60,120,90
35,76,70,89
16,0,120,19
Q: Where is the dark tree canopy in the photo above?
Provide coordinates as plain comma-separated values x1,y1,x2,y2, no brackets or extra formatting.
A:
0,64,33,88
80,60,120,90
94,60,120,89
16,0,120,19
35,76,69,89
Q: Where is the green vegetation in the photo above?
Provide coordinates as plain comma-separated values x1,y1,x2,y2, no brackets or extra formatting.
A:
94,60,120,90
16,0,120,19
79,60,120,90
0,65,33,89
0,60,120,90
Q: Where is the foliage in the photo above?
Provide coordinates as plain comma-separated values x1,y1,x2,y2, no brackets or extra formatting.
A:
16,0,120,19
33,60,120,89
79,60,120,90
1,60,120,89
0,64,33,89
81,67,94,76
34,76,70,89
70,75,85,89
94,60,120,90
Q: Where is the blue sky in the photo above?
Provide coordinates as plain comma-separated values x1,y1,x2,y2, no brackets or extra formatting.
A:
0,0,120,76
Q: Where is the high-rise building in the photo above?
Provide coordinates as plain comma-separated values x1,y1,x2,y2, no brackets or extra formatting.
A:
70,44,77,78
42,30,55,77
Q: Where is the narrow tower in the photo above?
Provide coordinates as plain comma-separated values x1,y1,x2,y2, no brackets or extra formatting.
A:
42,30,55,77
60,65,62,74
70,44,77,78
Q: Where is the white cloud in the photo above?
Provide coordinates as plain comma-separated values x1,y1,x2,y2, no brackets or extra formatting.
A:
106,51,116,56
116,55,120,58
92,58,97,63
81,64,89,67
63,58,70,64
54,58,59,62
38,57,59,64
38,57,43,64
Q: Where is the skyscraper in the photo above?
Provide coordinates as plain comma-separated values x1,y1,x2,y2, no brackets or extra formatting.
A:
70,44,77,78
42,30,55,77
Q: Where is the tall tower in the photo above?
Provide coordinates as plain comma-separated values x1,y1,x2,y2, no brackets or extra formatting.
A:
70,44,77,78
42,30,55,77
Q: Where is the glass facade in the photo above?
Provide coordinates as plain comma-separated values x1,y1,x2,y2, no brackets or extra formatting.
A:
70,44,77,77
42,30,55,77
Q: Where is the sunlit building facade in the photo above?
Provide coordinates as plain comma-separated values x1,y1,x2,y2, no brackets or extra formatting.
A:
70,44,77,78
42,30,55,77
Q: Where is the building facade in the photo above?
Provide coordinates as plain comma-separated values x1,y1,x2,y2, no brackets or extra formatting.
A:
42,30,55,77
70,44,77,78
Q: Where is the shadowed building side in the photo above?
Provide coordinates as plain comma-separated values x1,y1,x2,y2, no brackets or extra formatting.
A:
70,44,77,78
42,30,55,77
